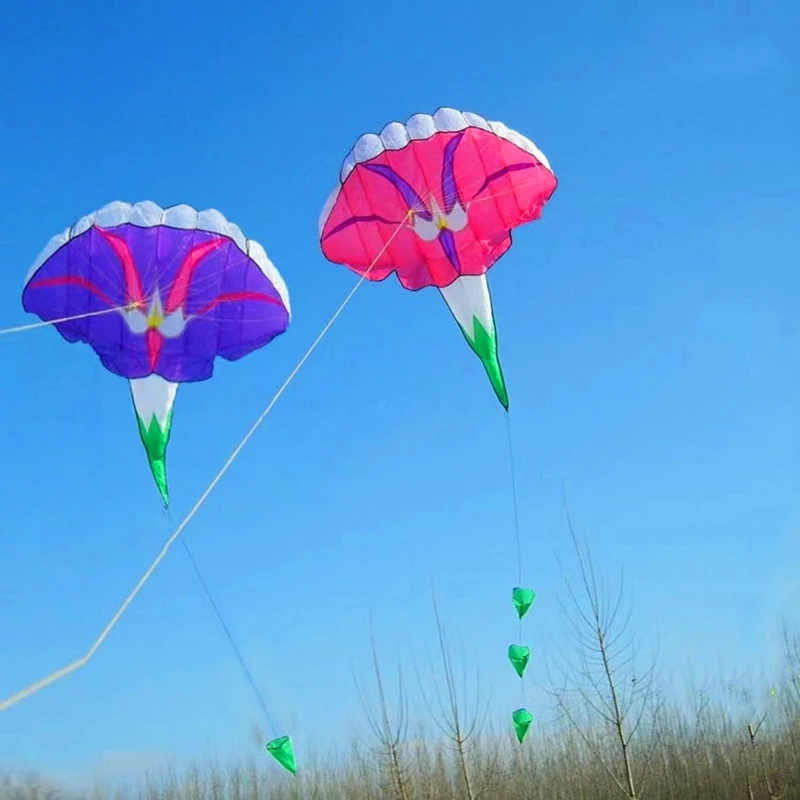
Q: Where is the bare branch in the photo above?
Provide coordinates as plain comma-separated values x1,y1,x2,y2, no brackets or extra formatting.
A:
546,499,663,799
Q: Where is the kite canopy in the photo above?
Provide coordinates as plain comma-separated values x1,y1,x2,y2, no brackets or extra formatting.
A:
23,200,291,383
319,107,557,291
22,201,292,505
319,108,557,409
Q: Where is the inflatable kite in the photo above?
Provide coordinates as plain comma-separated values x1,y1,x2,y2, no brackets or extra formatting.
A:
23,200,291,506
319,107,557,408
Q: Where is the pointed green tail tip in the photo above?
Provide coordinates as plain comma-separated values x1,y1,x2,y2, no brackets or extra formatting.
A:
512,587,536,619
492,365,509,410
508,644,531,678
150,458,169,507
266,735,297,776
512,708,533,743
467,316,508,409
493,379,509,410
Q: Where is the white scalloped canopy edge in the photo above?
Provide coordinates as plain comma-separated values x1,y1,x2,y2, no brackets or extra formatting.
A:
319,107,554,235
25,200,291,317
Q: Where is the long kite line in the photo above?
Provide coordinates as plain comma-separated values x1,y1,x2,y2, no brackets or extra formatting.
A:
0,211,412,714
0,304,133,335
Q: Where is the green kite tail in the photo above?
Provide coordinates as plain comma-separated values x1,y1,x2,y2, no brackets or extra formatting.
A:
267,735,297,776
512,587,536,619
129,375,178,507
507,644,531,678
512,708,533,743
439,274,508,409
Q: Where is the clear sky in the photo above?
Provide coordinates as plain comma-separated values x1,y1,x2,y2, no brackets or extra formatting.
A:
0,0,798,787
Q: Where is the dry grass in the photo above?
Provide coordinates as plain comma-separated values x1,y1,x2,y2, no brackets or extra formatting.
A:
2,700,798,800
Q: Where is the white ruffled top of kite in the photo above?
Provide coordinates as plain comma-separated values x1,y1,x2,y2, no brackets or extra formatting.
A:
25,200,291,317
319,107,553,235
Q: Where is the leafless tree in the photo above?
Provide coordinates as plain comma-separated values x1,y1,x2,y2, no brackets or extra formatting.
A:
414,587,496,800
354,619,412,800
545,506,663,799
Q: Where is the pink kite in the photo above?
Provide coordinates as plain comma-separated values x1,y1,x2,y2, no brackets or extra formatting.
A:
319,107,557,408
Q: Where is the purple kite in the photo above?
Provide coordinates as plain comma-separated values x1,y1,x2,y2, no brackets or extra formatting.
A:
22,200,291,505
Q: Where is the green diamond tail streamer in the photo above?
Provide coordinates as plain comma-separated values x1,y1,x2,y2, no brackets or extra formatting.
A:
512,708,533,743
130,375,178,508
267,735,297,776
508,644,531,678
512,587,536,619
439,274,509,410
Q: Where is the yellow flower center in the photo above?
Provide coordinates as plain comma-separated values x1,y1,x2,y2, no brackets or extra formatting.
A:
147,308,164,329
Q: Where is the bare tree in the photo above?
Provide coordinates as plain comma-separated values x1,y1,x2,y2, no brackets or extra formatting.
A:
545,506,662,799
354,619,412,800
414,587,496,800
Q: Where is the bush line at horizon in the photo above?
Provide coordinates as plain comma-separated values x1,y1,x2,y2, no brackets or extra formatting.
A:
3,660,798,800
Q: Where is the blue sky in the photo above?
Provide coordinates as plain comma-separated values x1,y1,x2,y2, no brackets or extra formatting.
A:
0,0,798,786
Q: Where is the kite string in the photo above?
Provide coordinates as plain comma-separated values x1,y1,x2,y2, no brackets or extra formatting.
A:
0,304,135,336
505,410,527,703
506,412,523,589
0,211,412,715
174,527,279,739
